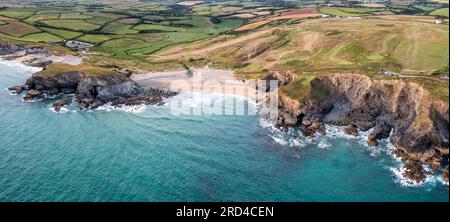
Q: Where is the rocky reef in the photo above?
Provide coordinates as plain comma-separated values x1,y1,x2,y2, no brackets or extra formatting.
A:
9,69,177,110
276,73,449,184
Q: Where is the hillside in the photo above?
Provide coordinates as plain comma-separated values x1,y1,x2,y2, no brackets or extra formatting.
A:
155,15,449,102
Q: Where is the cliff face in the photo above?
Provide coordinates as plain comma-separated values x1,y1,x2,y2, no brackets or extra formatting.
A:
278,73,449,183
12,71,177,109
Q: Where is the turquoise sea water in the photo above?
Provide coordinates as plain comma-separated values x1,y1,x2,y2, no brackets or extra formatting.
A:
0,60,448,202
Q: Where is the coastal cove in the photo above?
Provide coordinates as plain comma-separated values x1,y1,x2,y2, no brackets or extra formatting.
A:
0,59,448,202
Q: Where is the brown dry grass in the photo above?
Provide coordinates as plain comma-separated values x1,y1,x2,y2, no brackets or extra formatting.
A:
0,21,40,37
176,1,204,6
117,18,140,25
155,29,273,60
231,13,258,19
281,7,318,16
0,15,15,21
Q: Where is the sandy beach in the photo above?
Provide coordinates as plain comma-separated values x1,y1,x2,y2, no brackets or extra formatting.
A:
131,67,260,100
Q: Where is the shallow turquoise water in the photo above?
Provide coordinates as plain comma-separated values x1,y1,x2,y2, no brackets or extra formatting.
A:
0,60,448,202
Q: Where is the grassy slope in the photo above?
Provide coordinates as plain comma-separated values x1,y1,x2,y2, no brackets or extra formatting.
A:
38,64,119,77
430,7,449,17
155,16,449,102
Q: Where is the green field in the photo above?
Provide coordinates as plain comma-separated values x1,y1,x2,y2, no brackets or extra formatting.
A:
77,34,113,44
0,2,249,63
85,17,115,25
41,27,82,39
102,22,138,34
133,24,186,32
59,13,93,19
96,38,146,58
0,8,38,19
430,8,449,17
83,12,126,19
24,14,60,23
41,19,101,31
20,32,63,42
319,7,385,17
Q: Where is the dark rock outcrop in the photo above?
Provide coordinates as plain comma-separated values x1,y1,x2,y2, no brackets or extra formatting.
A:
25,71,83,96
368,138,378,147
23,89,43,101
276,93,301,129
443,165,449,183
0,42,53,67
18,70,177,109
403,161,427,184
367,122,392,147
276,73,449,182
52,99,72,112
300,117,326,136
344,125,358,137
8,85,26,94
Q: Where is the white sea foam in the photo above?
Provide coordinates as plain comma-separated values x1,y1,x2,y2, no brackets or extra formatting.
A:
260,118,313,148
0,58,42,73
317,140,331,149
21,97,43,103
390,164,443,187
95,102,148,113
262,121,447,188
164,91,258,115
6,88,20,96
49,107,69,113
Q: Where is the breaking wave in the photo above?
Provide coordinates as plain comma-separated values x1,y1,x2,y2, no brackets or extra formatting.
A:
262,121,448,187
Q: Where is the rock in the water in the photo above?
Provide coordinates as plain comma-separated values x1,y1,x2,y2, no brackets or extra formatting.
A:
402,161,426,184
344,125,358,137
75,75,143,108
442,165,449,183
19,69,177,110
8,85,23,94
368,137,378,147
301,119,326,137
23,89,42,100
368,122,391,140
367,123,391,147
393,149,410,160
52,99,72,112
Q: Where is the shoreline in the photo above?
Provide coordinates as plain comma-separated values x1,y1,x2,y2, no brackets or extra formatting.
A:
0,43,83,67
2,59,447,201
265,122,449,187
131,66,260,102
1,41,448,188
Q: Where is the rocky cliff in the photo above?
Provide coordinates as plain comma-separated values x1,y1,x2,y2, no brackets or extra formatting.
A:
277,73,449,184
10,70,177,110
